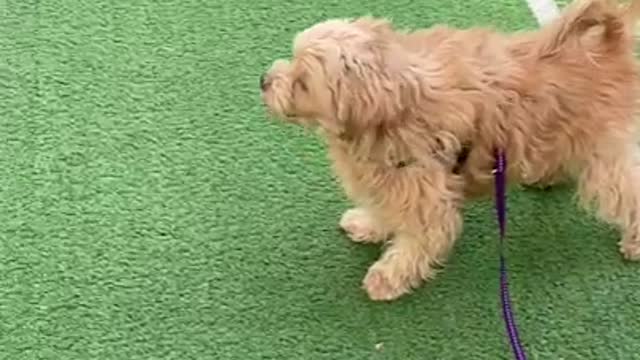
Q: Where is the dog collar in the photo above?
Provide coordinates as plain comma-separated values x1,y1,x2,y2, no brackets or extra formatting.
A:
395,144,471,173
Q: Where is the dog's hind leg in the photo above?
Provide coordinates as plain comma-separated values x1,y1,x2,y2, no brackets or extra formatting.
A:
576,143,640,260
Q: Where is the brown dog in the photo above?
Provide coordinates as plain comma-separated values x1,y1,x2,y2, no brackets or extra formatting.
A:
260,0,640,301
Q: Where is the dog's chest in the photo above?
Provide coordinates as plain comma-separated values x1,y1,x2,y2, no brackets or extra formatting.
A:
326,145,397,200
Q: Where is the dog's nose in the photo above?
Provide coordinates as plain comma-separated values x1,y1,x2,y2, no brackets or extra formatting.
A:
260,73,267,91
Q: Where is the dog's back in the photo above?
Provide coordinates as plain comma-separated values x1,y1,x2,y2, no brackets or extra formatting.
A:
461,0,640,191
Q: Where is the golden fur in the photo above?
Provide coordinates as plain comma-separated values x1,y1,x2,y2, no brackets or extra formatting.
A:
260,0,640,301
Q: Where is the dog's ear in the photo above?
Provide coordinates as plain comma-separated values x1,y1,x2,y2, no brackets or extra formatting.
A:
298,18,409,138
328,39,408,138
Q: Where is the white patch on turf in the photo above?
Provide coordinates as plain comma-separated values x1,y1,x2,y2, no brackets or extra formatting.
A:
526,0,560,25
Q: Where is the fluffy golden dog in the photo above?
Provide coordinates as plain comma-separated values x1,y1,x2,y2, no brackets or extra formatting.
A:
260,0,640,301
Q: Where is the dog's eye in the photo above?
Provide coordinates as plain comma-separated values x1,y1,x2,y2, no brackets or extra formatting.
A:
293,78,308,92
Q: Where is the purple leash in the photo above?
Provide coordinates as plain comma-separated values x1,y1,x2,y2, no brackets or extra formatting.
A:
494,149,528,360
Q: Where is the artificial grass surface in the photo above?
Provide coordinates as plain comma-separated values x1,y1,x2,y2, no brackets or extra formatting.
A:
1,0,639,359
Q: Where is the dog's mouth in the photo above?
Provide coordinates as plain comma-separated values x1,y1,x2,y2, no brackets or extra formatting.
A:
260,92,294,118
280,113,311,126
261,101,304,123
259,93,316,128
263,106,305,127
262,102,295,120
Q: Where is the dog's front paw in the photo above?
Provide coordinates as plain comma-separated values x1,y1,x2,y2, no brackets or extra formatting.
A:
619,240,640,261
619,228,640,261
362,262,412,301
339,208,387,243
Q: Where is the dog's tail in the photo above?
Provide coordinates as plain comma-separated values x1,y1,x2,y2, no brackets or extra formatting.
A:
537,0,640,55
626,0,640,55
624,0,640,25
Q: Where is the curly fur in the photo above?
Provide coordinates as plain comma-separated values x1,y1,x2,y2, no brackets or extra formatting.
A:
260,0,640,301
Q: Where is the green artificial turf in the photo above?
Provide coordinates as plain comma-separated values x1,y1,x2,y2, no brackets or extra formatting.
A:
1,0,639,359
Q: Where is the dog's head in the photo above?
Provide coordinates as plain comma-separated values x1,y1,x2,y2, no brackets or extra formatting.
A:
260,17,409,138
